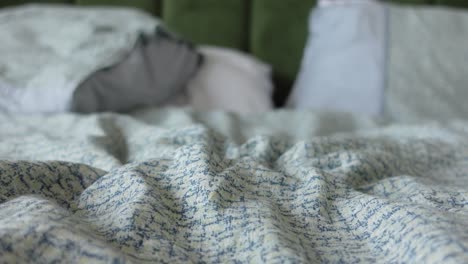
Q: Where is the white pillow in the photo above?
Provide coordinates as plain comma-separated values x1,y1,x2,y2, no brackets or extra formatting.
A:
171,46,274,114
385,4,468,122
289,0,468,122
287,0,386,116
0,5,160,113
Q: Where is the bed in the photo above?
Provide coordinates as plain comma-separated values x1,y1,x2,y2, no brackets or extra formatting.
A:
0,1,468,263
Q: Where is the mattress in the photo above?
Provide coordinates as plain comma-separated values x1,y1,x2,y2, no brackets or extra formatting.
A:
0,108,467,263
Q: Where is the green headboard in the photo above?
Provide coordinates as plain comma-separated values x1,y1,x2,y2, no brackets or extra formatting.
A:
2,0,468,105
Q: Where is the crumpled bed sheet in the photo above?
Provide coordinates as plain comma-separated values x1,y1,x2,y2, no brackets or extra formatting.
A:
0,109,467,263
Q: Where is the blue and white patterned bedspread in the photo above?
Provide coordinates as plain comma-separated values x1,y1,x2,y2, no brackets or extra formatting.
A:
0,108,467,263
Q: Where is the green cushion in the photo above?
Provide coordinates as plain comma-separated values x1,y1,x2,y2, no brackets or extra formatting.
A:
76,0,161,15
0,0,70,7
163,0,249,50
250,0,316,105
436,0,468,7
391,0,432,3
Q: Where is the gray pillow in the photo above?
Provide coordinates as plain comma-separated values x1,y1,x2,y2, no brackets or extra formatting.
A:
72,29,202,113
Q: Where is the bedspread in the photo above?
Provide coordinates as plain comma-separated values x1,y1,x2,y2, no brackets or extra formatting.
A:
0,109,467,263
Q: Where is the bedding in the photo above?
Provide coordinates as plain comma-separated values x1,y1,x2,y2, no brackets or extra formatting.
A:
0,4,273,115
2,1,468,107
73,28,201,113
0,5,200,113
1,108,467,263
173,46,274,114
288,0,468,122
287,0,386,116
386,3,468,122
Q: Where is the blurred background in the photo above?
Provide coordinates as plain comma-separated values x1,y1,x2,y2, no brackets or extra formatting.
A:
2,0,468,120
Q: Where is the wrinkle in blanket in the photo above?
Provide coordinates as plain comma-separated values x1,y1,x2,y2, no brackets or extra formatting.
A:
0,110,467,263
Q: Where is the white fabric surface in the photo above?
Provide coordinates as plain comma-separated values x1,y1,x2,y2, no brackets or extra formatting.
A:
287,0,386,116
289,0,468,122
170,46,274,114
0,4,159,113
386,4,468,122
0,108,467,263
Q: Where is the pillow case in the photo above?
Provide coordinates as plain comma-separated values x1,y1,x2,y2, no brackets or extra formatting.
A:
71,28,201,113
169,46,274,114
288,0,468,122
0,5,200,114
0,5,159,113
287,0,387,116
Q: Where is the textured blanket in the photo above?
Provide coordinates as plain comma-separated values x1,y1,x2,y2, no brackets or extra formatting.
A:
0,109,467,263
